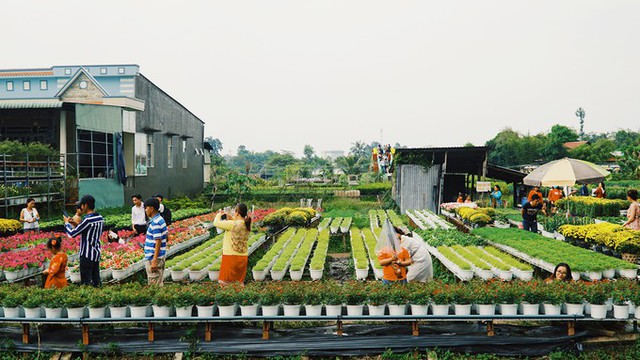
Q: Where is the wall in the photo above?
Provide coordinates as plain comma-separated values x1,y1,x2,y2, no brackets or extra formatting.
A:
397,164,441,213
128,75,204,200
79,178,124,208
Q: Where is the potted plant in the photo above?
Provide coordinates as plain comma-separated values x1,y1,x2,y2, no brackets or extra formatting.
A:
238,286,260,317
22,288,43,319
585,283,609,319
407,284,429,316
303,283,324,317
151,286,173,318
208,262,221,282
1,289,25,318
430,287,453,316
107,288,129,318
611,282,631,320
366,282,387,316
561,282,585,316
344,282,366,316
451,284,473,316
541,283,563,316
87,288,110,318
170,264,188,282
387,284,408,316
520,282,544,316
259,285,280,317
323,283,344,317
173,286,195,318
193,286,216,318
215,285,238,317
472,282,497,316
128,285,153,318
281,283,304,316
61,287,88,319
40,288,64,319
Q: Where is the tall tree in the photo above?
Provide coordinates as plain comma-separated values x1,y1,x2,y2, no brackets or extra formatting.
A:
204,137,223,157
336,155,366,175
303,144,315,161
540,125,579,162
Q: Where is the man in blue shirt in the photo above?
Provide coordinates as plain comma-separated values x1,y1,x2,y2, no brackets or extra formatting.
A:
144,197,168,286
64,195,104,287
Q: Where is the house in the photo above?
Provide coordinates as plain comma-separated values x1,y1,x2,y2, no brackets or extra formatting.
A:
0,65,207,208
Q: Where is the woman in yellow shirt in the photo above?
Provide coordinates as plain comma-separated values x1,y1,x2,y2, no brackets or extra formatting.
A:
213,203,252,285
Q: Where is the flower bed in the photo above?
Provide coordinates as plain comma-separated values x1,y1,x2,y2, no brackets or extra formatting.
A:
454,207,495,227
263,207,317,229
559,222,640,255
288,229,318,280
406,209,452,230
556,196,630,218
473,227,638,279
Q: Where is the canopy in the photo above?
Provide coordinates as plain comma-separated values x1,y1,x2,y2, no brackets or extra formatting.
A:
523,158,609,187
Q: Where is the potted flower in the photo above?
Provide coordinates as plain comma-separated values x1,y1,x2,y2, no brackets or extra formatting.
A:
366,282,387,316
451,284,473,316
208,262,221,282
407,284,429,316
215,285,238,317
238,286,260,317
323,283,344,317
127,284,153,318
303,283,324,317
170,264,188,282
562,282,585,316
87,288,110,318
471,282,498,316
343,282,366,316
151,286,173,318
173,286,195,318
259,284,280,317
387,284,408,316
61,287,88,319
22,288,43,319
281,283,304,316
585,283,609,319
430,287,453,316
41,288,64,319
520,282,544,316
107,288,130,318
1,289,26,318
611,282,631,320
193,286,216,318
541,283,563,316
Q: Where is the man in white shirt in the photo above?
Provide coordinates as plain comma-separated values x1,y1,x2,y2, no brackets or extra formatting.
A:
131,194,147,235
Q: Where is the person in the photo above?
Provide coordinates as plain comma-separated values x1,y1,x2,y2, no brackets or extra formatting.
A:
394,227,432,282
376,219,411,284
527,186,543,203
623,189,640,230
131,194,147,235
522,194,545,233
64,195,104,287
548,186,563,204
456,192,464,203
144,197,168,286
594,182,606,198
490,185,503,208
545,263,573,283
19,198,40,233
43,236,68,289
154,194,172,226
464,195,472,203
213,203,252,285
579,183,589,196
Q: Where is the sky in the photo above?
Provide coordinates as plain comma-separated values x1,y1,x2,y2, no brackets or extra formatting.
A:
3,1,640,157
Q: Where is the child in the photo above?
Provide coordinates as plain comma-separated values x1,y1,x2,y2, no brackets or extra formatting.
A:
43,236,68,289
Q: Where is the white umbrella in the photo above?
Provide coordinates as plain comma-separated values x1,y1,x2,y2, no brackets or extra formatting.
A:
523,158,609,187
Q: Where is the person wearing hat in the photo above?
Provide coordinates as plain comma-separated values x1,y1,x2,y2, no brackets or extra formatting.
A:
64,194,104,287
144,197,168,286
154,194,172,226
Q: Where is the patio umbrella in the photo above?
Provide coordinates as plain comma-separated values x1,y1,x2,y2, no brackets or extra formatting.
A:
523,158,609,187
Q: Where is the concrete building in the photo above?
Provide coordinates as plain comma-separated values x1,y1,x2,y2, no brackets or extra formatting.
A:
0,65,206,208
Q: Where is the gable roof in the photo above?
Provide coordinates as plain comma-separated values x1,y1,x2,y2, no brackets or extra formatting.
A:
563,141,588,150
55,67,110,98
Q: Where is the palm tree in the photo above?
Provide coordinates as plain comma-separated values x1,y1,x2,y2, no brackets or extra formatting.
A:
336,155,365,175
349,141,369,160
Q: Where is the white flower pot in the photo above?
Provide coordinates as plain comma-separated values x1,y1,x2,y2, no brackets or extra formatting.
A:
109,306,128,318
543,304,562,316
208,270,220,281
283,304,301,316
373,268,384,280
309,269,323,280
410,304,428,316
431,304,450,316
565,303,584,316
459,270,474,281
188,270,207,282
355,268,369,280
252,270,267,281
497,270,513,281
346,304,364,316
4,271,20,281
627,301,635,315
602,269,616,280
66,307,86,319
111,269,128,281
613,304,630,320
24,307,42,319
325,304,342,316
70,272,82,283
261,305,279,316
590,304,608,319
477,304,496,316
176,306,193,318
499,304,518,316
99,269,112,281
367,304,386,316
270,270,286,281
620,269,638,279
240,305,258,317
171,270,188,282
44,307,62,319
217,305,236,317
3,307,21,318
454,304,472,316
130,305,149,318
305,304,323,317
571,272,582,281
514,269,533,281
89,307,106,318
587,271,602,281
289,270,304,281
388,304,406,316
521,303,540,316
196,305,214,318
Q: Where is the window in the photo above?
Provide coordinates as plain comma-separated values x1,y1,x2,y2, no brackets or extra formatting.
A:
167,137,173,168
100,68,107,75
134,133,147,176
6,81,13,91
77,129,115,179
182,139,187,168
147,134,154,168
40,80,48,90
23,81,30,91
65,68,72,75
118,67,125,74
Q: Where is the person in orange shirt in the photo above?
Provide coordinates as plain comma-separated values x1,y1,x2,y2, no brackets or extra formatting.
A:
456,192,464,203
527,186,543,202
43,236,68,289
376,220,411,284
548,186,564,203
594,182,606,198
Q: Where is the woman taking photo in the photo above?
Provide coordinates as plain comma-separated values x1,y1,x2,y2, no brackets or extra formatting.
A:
213,203,252,285
19,198,40,233
623,189,639,230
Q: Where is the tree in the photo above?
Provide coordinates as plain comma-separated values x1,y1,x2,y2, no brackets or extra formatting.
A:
569,139,616,164
540,125,579,162
303,144,315,161
336,155,366,175
350,141,370,160
204,137,223,157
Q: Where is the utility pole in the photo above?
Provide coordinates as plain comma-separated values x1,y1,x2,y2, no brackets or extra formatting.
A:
575,107,585,139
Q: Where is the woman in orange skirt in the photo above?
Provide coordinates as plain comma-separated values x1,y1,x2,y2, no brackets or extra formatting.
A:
43,236,68,289
213,203,251,285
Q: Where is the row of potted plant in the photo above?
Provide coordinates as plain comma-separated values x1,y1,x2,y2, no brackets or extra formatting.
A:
419,228,486,247
329,217,344,233
386,210,409,234
559,222,640,256
308,230,329,280
166,235,224,281
361,228,383,279
350,229,370,280
262,207,317,229
270,229,309,280
473,227,639,280
317,217,332,231
454,207,495,227
252,228,297,280
288,229,318,280
556,196,629,218
2,280,639,319
406,209,452,230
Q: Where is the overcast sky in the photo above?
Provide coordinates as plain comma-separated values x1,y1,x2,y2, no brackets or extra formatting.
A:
4,1,640,156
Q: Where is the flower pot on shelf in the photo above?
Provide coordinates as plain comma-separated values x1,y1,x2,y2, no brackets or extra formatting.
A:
516,270,534,281
346,305,364,316
3,307,21,318
270,270,286,281
188,270,207,282
388,304,406,316
109,306,128,318
309,269,323,280
431,304,450,316
454,304,471,316
89,307,106,319
590,304,608,319
410,304,428,316
543,304,561,316
261,305,279,317
477,304,496,316
565,303,584,316
170,270,188,282
521,303,540,316
613,304,630,320
208,270,220,281
587,271,602,281
252,270,267,281
372,268,383,280
240,305,258,317
571,272,582,281
367,304,386,316
111,269,128,281
66,307,86,319
129,305,149,318
196,305,214,318
24,307,42,319
176,306,193,318
602,269,615,280
304,304,323,317
499,304,518,316
325,305,342,317
99,269,112,281
355,268,368,280
289,270,303,281
497,270,512,281
44,307,63,319
4,271,20,282
217,305,236,317
619,268,638,279
283,304,301,316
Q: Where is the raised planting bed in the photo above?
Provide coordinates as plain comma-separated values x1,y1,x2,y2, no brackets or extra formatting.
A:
473,227,639,280
269,229,308,280
406,209,452,230
329,217,343,234
252,228,297,281
350,229,370,280
308,229,329,280
317,217,332,231
288,229,318,280
361,228,383,279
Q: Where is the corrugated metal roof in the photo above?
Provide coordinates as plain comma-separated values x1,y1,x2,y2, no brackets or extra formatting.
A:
0,99,63,109
0,71,54,77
